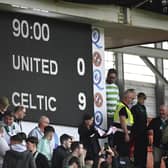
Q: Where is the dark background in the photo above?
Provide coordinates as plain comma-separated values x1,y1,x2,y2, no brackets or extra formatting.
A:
0,11,94,126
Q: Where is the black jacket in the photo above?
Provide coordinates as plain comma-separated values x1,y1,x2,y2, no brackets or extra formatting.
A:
131,103,147,135
52,146,70,168
78,125,100,160
34,152,49,168
148,117,164,147
3,150,36,168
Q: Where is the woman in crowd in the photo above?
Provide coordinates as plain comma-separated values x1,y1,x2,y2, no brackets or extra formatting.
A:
78,113,104,168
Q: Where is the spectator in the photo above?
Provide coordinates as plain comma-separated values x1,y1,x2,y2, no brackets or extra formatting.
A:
0,97,9,121
131,92,148,168
148,105,168,168
26,136,49,168
2,110,20,144
28,116,59,150
68,156,81,168
78,113,102,168
37,125,55,165
14,106,26,132
63,141,86,168
106,69,119,147
0,124,9,168
113,89,136,167
99,161,109,168
52,134,72,168
106,69,119,120
98,145,115,168
17,132,27,146
28,116,50,140
2,133,36,168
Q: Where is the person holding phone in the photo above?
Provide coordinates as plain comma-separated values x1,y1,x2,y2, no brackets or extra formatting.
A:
98,143,117,168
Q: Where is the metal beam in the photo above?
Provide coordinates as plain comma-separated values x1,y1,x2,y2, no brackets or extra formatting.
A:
1,1,168,49
0,0,168,32
1,0,168,49
140,56,168,86
115,52,125,98
129,8,168,32
154,43,165,115
0,0,119,23
111,46,168,59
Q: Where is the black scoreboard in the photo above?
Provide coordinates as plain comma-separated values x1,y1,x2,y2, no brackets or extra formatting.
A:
0,11,93,126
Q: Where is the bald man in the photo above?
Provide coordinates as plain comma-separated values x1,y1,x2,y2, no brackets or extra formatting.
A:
28,116,50,140
148,105,168,168
28,116,59,150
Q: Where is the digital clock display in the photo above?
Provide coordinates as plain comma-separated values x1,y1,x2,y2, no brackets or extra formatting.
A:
12,18,50,41
0,11,93,126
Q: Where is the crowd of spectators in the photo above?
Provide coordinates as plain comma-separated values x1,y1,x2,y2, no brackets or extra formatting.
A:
0,69,168,168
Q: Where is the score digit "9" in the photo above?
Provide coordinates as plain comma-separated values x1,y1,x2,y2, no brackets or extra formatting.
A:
77,58,87,111
12,18,50,42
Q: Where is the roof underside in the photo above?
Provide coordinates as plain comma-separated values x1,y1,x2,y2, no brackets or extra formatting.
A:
104,23,168,49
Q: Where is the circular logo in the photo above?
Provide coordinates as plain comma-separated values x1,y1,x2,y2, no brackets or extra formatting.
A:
92,28,100,43
94,92,103,107
93,51,102,67
93,69,104,90
95,111,103,126
92,28,102,49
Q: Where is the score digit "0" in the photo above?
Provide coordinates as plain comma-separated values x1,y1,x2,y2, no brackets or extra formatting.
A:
77,58,86,111
77,58,85,76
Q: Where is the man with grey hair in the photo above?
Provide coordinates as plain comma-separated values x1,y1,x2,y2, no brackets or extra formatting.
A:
28,116,50,140
113,89,136,167
28,116,59,150
148,104,168,168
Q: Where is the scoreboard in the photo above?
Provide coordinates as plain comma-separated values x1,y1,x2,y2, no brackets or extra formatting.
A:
0,11,94,126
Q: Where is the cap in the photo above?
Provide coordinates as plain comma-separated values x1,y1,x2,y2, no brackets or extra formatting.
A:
0,96,10,107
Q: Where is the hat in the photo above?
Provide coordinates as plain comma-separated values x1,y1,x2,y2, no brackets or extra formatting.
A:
0,96,10,107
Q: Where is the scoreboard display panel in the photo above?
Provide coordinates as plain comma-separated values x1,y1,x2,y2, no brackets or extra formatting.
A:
0,11,94,126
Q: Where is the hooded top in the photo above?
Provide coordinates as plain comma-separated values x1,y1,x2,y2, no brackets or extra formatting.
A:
2,144,36,168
